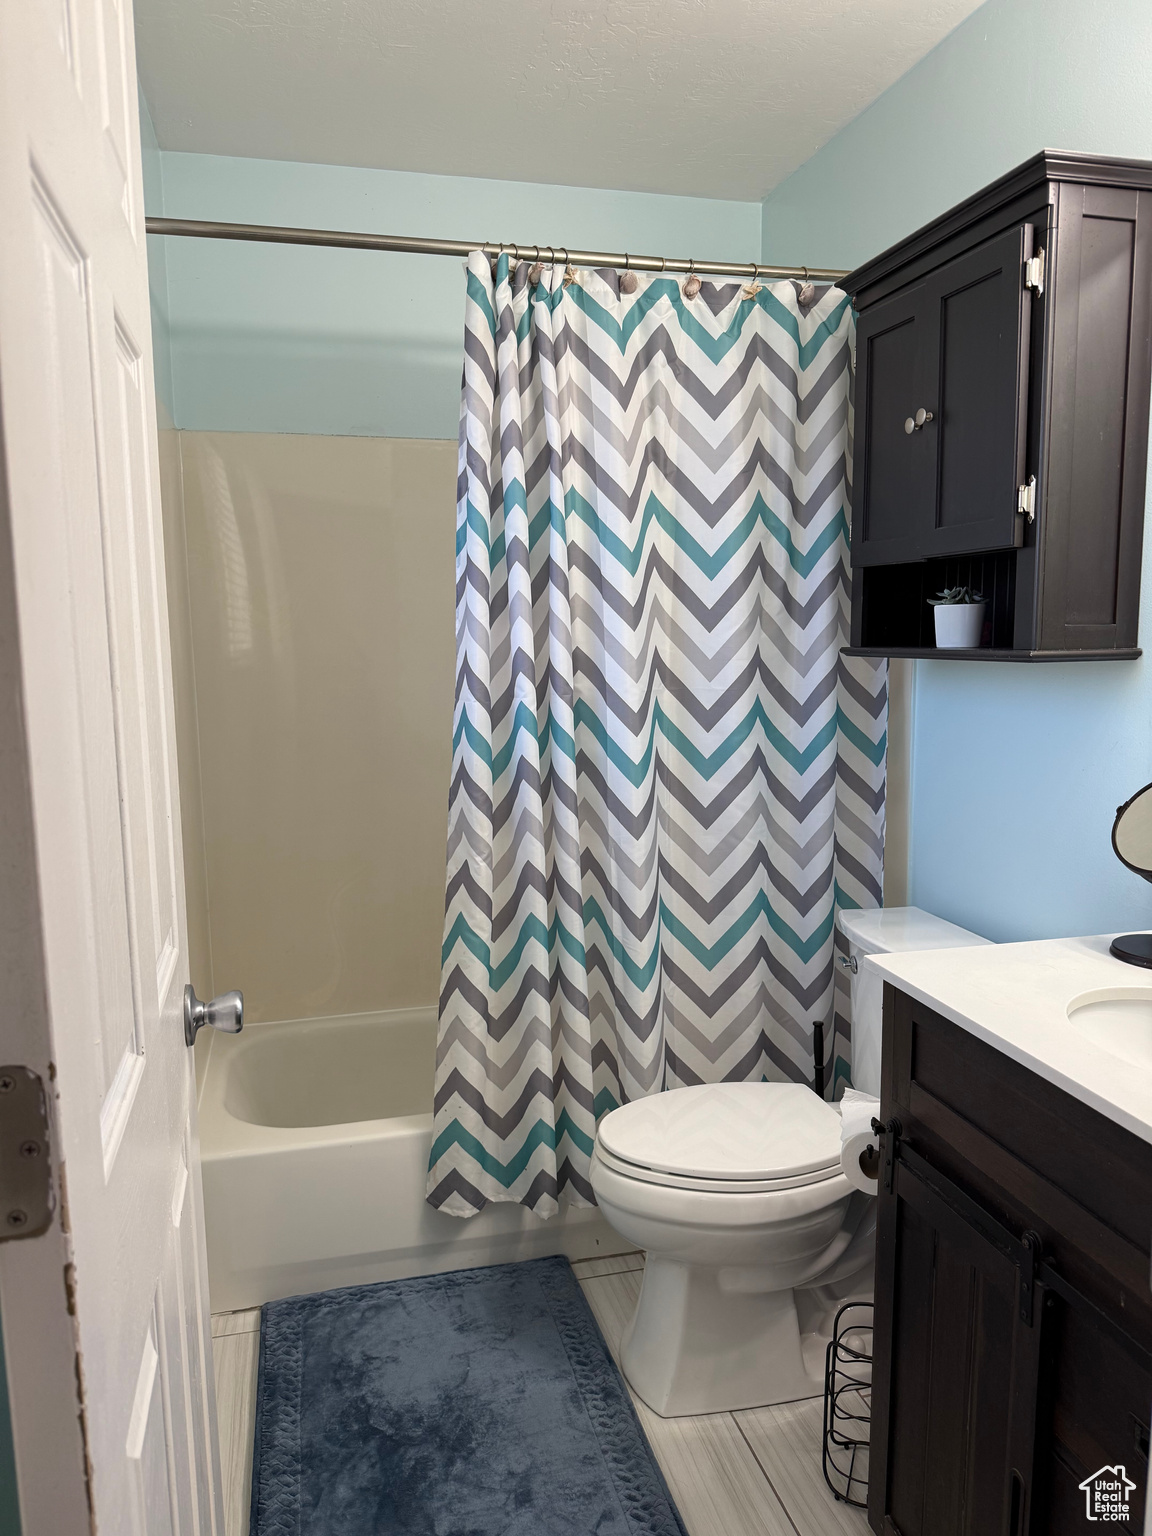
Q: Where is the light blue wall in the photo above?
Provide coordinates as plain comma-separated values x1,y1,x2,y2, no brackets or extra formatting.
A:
760,0,1152,273
151,153,761,439
761,0,1152,943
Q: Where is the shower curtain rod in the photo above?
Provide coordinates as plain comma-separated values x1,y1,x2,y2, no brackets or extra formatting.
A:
143,216,849,282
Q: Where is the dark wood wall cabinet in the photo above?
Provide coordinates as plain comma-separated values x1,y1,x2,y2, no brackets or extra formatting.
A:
869,986,1152,1535
844,152,1152,660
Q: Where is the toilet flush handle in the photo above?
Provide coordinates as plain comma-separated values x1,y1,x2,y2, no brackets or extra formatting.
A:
836,953,858,974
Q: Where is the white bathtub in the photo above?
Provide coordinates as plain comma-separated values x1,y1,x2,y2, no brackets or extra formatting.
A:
197,1006,617,1311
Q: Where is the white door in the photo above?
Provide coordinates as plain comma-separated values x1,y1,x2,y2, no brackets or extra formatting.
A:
0,0,225,1533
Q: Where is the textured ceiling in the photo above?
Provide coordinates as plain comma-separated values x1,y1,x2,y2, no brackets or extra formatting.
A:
135,0,987,201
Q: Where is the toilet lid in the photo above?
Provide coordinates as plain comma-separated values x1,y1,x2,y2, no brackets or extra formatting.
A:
597,1082,842,1183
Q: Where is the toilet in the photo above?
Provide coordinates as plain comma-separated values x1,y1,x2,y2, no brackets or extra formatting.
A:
589,905,990,1417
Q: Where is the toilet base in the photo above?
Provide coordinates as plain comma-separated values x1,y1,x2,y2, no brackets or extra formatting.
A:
621,1255,864,1417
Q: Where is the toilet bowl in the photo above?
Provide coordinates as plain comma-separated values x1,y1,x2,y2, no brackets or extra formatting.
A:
590,906,991,1418
590,1082,870,1415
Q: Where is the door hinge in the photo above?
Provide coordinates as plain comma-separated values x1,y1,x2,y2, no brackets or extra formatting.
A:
1017,475,1037,522
1024,247,1046,295
0,1067,53,1240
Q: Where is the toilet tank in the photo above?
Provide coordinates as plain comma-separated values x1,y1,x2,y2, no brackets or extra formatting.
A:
836,907,991,1098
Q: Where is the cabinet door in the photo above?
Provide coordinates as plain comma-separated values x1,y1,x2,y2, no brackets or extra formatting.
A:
920,224,1034,558
851,281,936,566
851,225,1035,571
870,1146,1048,1536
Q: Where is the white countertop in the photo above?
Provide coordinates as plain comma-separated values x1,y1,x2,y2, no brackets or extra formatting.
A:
867,932,1152,1145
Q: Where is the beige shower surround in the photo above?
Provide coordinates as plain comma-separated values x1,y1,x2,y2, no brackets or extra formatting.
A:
161,430,457,1023
160,427,908,1029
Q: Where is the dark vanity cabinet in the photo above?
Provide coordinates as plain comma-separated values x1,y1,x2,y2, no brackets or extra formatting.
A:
869,987,1152,1536
845,152,1152,660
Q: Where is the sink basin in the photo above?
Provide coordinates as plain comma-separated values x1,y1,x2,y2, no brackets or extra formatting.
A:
1066,988,1152,1068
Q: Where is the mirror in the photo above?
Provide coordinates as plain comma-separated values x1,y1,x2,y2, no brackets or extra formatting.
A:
1113,781,1152,879
1110,781,1152,967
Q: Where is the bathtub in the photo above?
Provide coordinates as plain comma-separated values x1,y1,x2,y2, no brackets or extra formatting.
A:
197,1006,617,1311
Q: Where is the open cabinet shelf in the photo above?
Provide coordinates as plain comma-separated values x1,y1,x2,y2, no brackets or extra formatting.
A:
843,646,1142,662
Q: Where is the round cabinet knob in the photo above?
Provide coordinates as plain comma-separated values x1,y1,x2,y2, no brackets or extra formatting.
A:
915,407,934,428
904,416,916,435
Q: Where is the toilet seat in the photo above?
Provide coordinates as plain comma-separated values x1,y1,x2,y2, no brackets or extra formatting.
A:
590,1081,868,1418
596,1081,842,1192
593,1141,843,1194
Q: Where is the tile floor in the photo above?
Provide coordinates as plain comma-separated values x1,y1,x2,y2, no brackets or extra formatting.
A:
211,1252,868,1536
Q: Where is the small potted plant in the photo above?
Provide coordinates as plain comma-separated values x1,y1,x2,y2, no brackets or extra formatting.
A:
928,585,986,649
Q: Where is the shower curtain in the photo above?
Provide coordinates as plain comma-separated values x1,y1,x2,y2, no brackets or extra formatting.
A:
427,253,886,1219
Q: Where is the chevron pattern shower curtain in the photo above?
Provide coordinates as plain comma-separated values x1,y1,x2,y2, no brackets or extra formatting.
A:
427,253,886,1219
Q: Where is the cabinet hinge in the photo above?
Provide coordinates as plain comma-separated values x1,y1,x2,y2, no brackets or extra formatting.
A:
872,1116,901,1195
0,1067,53,1240
1019,1230,1040,1326
1023,247,1046,295
1016,475,1037,523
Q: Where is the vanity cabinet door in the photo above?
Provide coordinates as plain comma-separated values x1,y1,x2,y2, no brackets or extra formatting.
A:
917,223,1035,559
851,282,936,566
870,1146,1047,1536
872,988,1152,1536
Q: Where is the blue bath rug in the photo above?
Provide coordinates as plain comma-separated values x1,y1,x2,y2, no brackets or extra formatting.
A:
249,1255,687,1536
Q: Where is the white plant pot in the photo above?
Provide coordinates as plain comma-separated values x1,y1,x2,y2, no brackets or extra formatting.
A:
933,601,986,649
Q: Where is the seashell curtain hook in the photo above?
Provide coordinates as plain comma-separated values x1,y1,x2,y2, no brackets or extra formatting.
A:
797,266,816,308
528,246,543,287
619,253,638,295
683,259,702,300
562,248,577,286
743,263,763,301
490,242,516,281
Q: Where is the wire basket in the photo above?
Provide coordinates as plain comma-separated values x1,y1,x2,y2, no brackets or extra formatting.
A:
822,1300,873,1508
